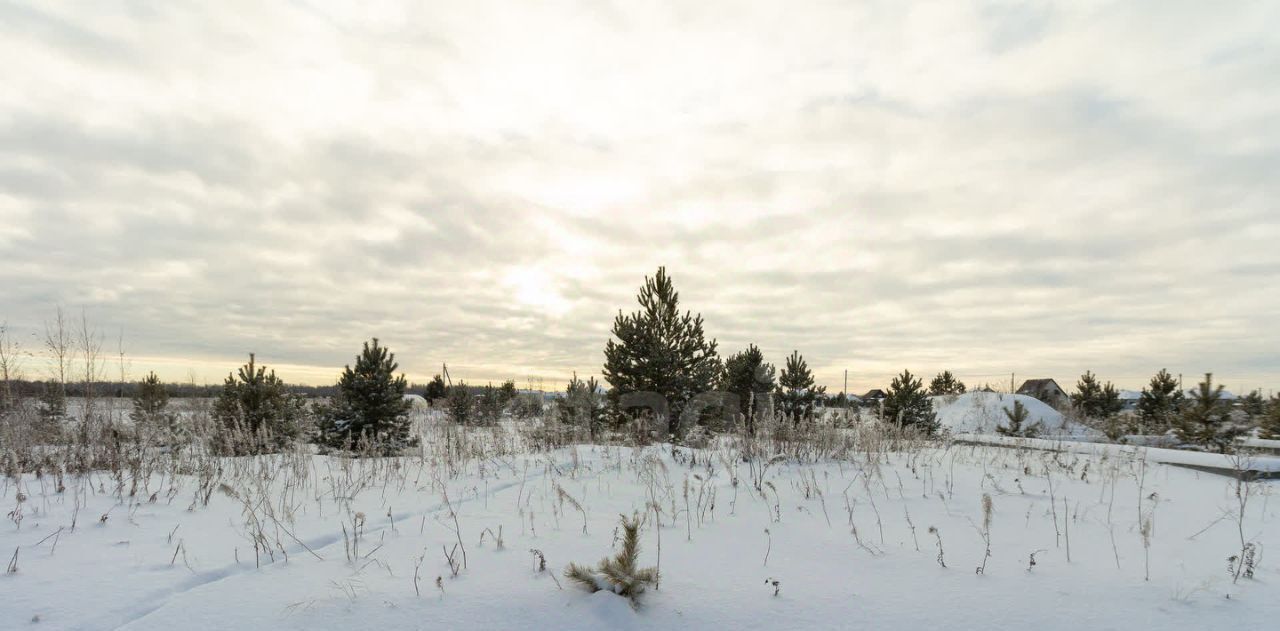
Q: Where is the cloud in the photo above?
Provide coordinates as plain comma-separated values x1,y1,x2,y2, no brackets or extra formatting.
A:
1,0,1278,393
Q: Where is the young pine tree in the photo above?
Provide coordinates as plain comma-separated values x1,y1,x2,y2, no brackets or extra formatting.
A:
1260,395,1280,440
38,378,67,422
996,400,1040,437
446,381,473,425
424,374,447,403
317,339,413,451
1099,382,1126,440
213,354,304,454
883,369,939,434
722,344,776,434
565,512,658,606
1175,373,1243,452
1137,369,1184,434
475,383,504,424
1240,390,1265,418
499,379,519,408
1070,371,1104,418
928,371,966,396
557,372,603,437
775,350,823,423
131,371,177,438
602,267,720,436
1072,371,1125,437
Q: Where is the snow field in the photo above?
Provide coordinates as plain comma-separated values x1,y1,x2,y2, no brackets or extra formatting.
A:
2,427,1278,630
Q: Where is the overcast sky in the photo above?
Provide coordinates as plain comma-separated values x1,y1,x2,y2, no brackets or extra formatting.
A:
1,1,1278,394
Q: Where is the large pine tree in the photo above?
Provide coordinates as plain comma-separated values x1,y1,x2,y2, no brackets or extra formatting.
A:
723,344,775,433
317,339,413,450
883,369,938,434
1137,369,1183,434
775,350,824,423
602,267,720,436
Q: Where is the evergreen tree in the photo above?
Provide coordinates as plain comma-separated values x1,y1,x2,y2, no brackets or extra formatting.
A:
557,372,603,436
1071,371,1123,422
316,339,413,450
602,267,721,436
446,381,473,425
424,375,447,403
775,350,824,422
1098,381,1126,440
565,512,658,605
1137,369,1184,434
213,354,304,455
1175,373,1243,452
1070,371,1104,417
722,344,775,434
883,369,938,434
1261,395,1280,440
1241,390,1265,418
996,400,1040,437
38,378,67,422
928,371,967,396
131,371,176,438
1100,382,1123,417
475,383,504,424
499,379,519,409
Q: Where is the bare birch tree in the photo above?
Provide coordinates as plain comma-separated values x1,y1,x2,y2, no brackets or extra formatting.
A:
0,320,25,410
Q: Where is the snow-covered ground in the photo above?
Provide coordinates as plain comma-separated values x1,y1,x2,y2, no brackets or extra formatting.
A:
3,425,1278,630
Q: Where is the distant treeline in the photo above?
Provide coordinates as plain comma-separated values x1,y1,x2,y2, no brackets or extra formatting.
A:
3,378,341,399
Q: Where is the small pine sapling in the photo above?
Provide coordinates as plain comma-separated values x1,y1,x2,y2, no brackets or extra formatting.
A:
565,513,658,606
997,400,1041,437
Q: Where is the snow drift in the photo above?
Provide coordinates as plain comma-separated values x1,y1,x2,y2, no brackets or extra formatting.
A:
932,391,1093,438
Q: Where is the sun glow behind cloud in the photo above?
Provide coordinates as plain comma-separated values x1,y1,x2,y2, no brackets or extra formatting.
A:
0,0,1278,392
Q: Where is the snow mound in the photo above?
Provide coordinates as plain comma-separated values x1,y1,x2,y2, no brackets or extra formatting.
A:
402,393,428,408
932,392,1091,437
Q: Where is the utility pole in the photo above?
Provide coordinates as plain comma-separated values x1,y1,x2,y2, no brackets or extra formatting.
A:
843,369,849,422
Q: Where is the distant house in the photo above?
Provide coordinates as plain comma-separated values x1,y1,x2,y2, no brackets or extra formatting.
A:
1186,388,1238,401
861,389,886,403
1016,379,1069,408
1118,389,1143,411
